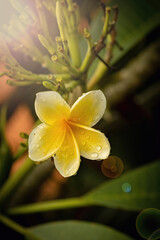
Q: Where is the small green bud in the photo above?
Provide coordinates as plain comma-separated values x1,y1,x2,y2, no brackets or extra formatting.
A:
84,28,91,39
43,81,57,91
48,74,54,80
51,55,58,62
20,142,27,148
38,34,55,55
20,132,29,139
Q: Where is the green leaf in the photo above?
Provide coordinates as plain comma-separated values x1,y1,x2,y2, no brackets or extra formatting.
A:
27,221,134,240
136,208,160,239
8,161,160,215
85,161,160,211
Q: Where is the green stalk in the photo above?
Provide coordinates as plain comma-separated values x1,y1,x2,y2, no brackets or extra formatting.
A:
36,0,55,46
56,2,69,56
0,214,41,240
6,72,71,84
0,106,7,142
0,214,27,235
13,147,27,162
7,80,35,86
80,29,93,73
67,30,81,68
56,1,81,68
102,7,111,38
87,33,114,90
0,158,34,208
7,197,93,215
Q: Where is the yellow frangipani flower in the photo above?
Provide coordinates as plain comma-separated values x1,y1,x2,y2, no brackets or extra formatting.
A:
29,90,110,177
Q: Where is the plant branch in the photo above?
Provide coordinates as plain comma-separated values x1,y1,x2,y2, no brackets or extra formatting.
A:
0,214,41,240
0,158,34,208
7,197,93,215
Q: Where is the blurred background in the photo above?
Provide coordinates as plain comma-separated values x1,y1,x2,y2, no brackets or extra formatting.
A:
0,0,160,239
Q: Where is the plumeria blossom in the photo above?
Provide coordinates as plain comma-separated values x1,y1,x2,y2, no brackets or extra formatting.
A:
29,90,110,177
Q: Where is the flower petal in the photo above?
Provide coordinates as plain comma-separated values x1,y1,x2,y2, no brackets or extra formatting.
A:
54,125,80,177
35,91,70,125
29,123,66,161
69,122,110,160
69,90,106,127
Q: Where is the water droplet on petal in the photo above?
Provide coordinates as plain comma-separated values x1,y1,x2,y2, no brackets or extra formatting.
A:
36,144,39,148
96,146,102,151
95,116,100,121
40,97,46,103
82,141,86,146
91,152,98,158
86,135,90,140
122,183,132,193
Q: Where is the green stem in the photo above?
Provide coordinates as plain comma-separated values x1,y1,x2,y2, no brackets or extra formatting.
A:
7,197,93,215
87,61,108,90
67,32,81,68
80,8,110,75
7,80,35,86
87,33,114,90
13,147,27,162
0,106,7,142
36,0,55,46
6,72,71,83
80,29,93,73
0,72,6,77
0,158,34,208
56,1,81,68
0,214,41,240
102,7,111,38
65,80,80,90
0,214,27,235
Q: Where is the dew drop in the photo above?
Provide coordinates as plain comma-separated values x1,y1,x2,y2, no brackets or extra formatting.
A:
96,146,102,151
82,141,86,146
95,116,100,121
88,145,92,150
122,183,132,193
36,144,39,148
42,98,46,102
91,152,98,158
86,135,90,140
